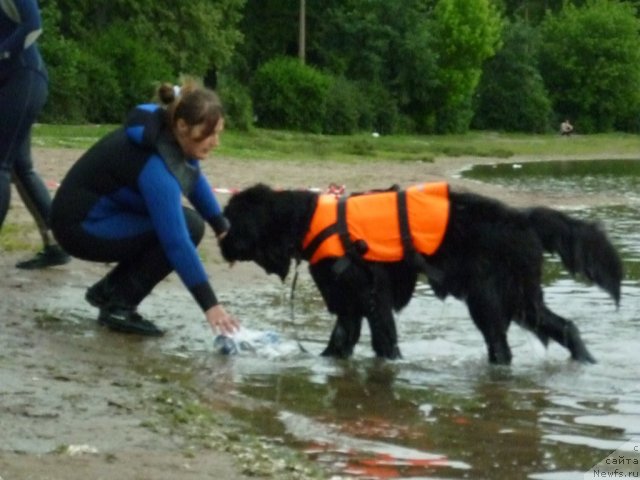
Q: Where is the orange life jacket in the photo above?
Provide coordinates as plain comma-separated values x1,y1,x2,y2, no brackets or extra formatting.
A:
302,182,450,264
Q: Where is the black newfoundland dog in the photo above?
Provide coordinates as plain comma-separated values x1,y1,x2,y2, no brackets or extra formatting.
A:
219,182,622,365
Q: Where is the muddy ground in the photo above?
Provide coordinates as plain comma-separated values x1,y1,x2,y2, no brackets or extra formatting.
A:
0,147,629,480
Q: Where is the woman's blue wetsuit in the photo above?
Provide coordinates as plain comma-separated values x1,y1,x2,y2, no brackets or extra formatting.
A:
51,104,228,312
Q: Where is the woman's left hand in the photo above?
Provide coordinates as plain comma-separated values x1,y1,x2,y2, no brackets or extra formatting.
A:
205,304,239,336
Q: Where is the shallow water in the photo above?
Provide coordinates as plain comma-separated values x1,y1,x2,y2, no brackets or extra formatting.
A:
185,280,638,479
75,159,640,479
172,159,640,479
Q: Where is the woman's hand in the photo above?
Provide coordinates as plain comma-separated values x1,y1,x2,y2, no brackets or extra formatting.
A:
205,304,239,336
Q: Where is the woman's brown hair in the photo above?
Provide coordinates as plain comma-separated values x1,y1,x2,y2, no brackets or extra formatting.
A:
156,79,224,141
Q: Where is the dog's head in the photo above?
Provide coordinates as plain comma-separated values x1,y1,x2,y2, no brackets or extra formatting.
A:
220,184,297,280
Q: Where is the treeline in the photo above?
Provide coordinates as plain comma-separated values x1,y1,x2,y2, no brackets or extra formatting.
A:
38,0,640,134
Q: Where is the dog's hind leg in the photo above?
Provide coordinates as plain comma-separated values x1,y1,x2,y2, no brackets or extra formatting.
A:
466,292,512,365
322,313,363,359
529,305,596,364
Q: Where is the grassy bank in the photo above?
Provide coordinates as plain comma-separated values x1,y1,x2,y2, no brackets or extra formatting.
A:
33,124,640,162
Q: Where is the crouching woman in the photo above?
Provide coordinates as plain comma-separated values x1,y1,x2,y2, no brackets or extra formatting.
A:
51,80,239,337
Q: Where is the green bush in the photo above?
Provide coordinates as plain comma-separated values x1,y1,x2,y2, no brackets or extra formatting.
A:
78,52,124,124
356,82,400,135
322,76,361,135
39,36,89,123
217,78,254,131
41,18,174,123
251,57,331,133
38,3,85,123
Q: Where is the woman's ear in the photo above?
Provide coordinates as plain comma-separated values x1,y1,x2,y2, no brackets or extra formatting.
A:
175,118,189,137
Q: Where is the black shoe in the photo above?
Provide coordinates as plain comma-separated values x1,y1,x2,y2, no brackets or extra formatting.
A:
16,245,71,270
98,307,164,337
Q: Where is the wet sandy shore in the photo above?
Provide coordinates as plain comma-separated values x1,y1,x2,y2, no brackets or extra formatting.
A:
0,147,632,479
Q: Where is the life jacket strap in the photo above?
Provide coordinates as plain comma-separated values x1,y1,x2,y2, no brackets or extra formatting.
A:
398,189,445,281
302,195,368,265
301,223,339,261
337,196,369,257
397,190,413,255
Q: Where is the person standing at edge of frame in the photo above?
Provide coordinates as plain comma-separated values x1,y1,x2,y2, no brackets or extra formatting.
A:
0,0,71,269
50,79,240,338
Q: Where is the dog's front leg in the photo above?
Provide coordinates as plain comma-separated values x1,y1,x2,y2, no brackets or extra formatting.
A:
367,310,402,360
322,314,363,359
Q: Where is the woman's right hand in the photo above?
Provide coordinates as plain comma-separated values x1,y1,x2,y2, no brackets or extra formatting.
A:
205,304,240,336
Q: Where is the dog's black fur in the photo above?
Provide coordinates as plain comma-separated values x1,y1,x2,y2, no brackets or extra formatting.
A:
220,183,623,365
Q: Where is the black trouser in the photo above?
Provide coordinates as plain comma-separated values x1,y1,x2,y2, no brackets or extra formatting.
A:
53,207,205,306
0,66,53,246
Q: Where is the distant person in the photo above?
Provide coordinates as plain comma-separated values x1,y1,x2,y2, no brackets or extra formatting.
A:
0,0,70,268
50,80,240,337
560,119,574,136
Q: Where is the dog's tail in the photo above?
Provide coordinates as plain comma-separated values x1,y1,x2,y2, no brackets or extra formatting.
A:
526,207,623,305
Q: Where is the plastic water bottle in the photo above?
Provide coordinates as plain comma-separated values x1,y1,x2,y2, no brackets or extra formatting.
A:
214,329,282,355
213,335,238,355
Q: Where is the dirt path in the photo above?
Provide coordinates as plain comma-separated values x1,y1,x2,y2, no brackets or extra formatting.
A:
0,147,630,479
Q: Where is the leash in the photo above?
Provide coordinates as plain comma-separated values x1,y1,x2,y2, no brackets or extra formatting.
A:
286,184,346,354
289,259,309,353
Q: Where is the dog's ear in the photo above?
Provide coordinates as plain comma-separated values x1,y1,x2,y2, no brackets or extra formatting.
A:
256,194,300,281
221,184,296,280
220,185,272,263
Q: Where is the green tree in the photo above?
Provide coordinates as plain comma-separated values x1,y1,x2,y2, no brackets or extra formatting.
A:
39,0,246,122
391,15,440,133
237,0,501,133
46,0,245,75
231,0,303,84
499,0,581,23
473,19,552,132
306,1,439,132
539,0,640,132
38,4,88,122
86,22,175,122
430,0,504,133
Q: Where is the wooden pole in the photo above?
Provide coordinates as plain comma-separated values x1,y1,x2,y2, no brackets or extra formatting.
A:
298,0,306,64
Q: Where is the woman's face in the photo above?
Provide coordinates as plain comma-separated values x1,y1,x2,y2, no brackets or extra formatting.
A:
176,117,224,160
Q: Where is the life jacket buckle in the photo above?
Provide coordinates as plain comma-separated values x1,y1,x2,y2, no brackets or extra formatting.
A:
354,239,368,255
